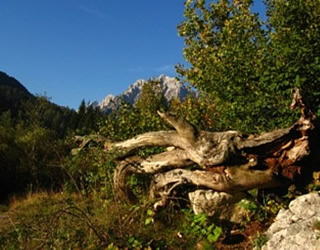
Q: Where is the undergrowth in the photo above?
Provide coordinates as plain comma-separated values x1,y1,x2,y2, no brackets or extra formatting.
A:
0,191,227,249
0,144,313,249
0,188,290,249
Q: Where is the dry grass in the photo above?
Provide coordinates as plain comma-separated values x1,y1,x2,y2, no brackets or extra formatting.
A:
0,191,191,249
0,190,274,249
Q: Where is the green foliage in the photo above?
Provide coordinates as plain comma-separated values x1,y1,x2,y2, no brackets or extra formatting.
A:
144,208,155,225
169,94,217,131
0,102,71,200
0,92,107,201
264,198,286,216
177,0,273,132
0,71,32,116
238,199,268,222
178,0,320,132
307,172,320,192
238,192,288,224
181,209,223,244
238,197,283,223
18,95,81,138
135,79,166,114
266,0,320,113
0,112,21,199
100,80,167,141
64,146,116,199
75,99,103,135
252,232,269,250
0,192,225,249
2,1,320,248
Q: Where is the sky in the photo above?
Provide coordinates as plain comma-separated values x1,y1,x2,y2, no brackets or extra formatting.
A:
1,0,266,109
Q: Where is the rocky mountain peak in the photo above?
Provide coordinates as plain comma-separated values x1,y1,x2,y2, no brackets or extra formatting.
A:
97,75,190,113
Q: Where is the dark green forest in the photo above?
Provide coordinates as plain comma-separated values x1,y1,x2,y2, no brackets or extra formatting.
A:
0,71,105,200
1,0,320,248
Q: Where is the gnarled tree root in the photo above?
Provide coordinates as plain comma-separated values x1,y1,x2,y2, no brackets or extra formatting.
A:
74,89,319,214
110,89,318,210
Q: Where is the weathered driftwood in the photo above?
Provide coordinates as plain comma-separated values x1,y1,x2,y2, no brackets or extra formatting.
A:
108,89,319,209
75,89,319,211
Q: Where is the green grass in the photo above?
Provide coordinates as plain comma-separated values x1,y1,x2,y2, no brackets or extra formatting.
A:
0,191,225,249
1,185,290,249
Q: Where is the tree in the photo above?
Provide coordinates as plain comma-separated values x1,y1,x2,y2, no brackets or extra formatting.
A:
177,0,274,132
100,80,168,141
135,79,167,132
74,99,103,135
0,99,71,200
0,111,21,199
177,0,320,132
266,0,320,115
168,94,217,131
135,79,166,114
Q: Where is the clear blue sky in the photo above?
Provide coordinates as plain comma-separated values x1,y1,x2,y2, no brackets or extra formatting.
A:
1,0,266,109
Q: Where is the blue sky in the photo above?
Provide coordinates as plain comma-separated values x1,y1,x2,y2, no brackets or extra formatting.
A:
1,1,266,109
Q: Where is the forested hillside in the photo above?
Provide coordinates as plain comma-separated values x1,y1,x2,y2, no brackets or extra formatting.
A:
0,72,32,115
0,72,105,200
1,0,320,249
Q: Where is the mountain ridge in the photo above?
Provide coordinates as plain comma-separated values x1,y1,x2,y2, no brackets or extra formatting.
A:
0,71,32,96
96,75,191,113
0,71,34,115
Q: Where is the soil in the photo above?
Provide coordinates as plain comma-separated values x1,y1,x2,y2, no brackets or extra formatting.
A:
215,220,272,249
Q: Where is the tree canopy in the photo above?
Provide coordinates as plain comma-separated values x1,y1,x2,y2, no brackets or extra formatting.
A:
177,0,320,133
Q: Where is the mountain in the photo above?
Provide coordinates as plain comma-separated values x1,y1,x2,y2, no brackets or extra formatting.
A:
0,71,33,115
97,75,191,113
0,72,32,94
0,71,79,137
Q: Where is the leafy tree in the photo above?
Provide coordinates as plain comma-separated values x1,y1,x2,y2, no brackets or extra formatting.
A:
135,79,167,132
101,102,138,140
0,102,70,200
266,0,320,115
177,0,320,132
169,94,217,131
135,79,166,114
177,0,269,132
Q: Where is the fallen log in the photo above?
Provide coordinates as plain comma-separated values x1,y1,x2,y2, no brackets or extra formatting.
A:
75,89,319,212
110,89,319,208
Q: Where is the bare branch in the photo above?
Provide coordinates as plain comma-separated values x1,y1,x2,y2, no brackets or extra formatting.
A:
105,131,189,155
157,111,197,143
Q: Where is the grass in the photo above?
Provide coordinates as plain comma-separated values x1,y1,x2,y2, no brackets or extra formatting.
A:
0,191,213,249
0,190,278,249
251,232,269,250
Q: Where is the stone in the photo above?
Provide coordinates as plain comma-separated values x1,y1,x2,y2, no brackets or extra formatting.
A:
261,192,320,250
188,189,248,223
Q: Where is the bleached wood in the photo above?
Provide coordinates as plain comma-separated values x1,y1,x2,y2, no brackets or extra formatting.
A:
73,89,318,210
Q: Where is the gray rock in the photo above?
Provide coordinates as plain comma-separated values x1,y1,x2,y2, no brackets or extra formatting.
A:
97,75,191,113
261,192,320,250
188,190,249,223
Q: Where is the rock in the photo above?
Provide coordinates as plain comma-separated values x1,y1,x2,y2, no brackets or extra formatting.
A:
261,192,320,250
188,190,249,223
97,75,191,113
